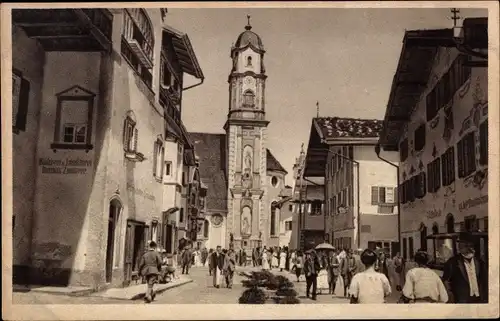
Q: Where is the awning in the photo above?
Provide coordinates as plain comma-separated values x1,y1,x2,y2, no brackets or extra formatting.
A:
162,25,204,79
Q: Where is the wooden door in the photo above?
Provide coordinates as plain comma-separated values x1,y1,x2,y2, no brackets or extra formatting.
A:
123,222,134,286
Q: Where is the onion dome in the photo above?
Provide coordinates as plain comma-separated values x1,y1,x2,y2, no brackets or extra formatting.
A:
233,15,265,52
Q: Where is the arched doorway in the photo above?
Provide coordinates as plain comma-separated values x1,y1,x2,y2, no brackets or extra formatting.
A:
106,198,122,283
419,223,427,251
446,214,455,233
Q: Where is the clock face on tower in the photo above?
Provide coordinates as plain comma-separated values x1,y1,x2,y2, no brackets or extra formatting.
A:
244,76,255,86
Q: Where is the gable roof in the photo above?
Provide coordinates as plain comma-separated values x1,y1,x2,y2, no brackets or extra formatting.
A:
266,149,287,174
189,132,227,211
314,117,384,140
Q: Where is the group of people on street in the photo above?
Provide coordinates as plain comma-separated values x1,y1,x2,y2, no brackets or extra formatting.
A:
136,231,487,304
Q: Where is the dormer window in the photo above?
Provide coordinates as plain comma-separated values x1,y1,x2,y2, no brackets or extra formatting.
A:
243,90,255,108
246,56,252,66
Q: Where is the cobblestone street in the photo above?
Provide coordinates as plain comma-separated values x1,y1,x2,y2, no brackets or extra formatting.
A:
14,265,404,304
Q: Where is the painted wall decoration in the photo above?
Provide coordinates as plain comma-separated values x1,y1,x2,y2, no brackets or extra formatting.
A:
241,206,252,236
463,168,487,190
242,145,253,189
211,214,223,227
442,101,454,143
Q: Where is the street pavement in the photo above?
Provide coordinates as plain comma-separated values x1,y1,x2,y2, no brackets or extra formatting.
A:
12,265,400,304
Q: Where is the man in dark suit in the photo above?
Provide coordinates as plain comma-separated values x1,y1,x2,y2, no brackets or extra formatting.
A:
181,245,193,275
210,246,225,288
442,232,488,303
303,250,321,300
138,241,163,303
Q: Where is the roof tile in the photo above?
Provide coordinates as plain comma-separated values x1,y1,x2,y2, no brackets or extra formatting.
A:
315,117,384,139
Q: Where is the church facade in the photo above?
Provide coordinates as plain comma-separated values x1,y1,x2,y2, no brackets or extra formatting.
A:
190,20,288,250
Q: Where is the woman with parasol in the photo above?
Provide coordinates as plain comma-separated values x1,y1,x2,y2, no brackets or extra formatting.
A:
315,242,335,295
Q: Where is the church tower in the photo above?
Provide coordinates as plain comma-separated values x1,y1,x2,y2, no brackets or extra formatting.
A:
224,16,269,250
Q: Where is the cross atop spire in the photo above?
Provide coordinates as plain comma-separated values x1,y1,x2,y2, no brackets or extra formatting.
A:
316,101,320,117
245,14,252,30
450,8,461,27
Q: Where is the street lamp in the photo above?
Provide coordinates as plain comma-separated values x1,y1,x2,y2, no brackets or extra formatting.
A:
308,147,361,249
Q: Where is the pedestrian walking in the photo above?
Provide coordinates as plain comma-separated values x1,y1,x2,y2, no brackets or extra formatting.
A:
224,249,236,288
181,246,193,275
442,232,488,303
271,249,279,269
294,251,303,282
392,252,405,291
210,246,225,288
327,250,341,295
207,249,214,275
138,241,163,303
303,250,321,300
317,253,330,295
348,249,392,304
262,249,270,271
399,250,448,303
340,249,357,297
279,249,286,272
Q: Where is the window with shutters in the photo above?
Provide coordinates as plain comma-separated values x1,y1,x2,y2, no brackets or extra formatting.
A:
426,55,471,122
371,186,397,205
457,132,476,178
332,195,337,216
427,158,441,193
399,138,409,162
153,140,164,181
479,120,488,165
285,221,293,231
441,146,455,186
414,124,426,152
414,172,427,199
124,116,137,152
12,69,30,134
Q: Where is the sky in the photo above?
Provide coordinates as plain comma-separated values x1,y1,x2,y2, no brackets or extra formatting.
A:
165,7,487,184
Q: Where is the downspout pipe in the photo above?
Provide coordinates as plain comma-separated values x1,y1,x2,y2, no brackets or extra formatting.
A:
375,144,401,250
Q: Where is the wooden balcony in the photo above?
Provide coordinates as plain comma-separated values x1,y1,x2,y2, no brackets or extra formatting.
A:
12,9,112,52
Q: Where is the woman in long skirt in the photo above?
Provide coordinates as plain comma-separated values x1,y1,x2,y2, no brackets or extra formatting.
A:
262,251,270,270
279,250,287,272
294,252,303,282
272,251,279,269
316,254,330,294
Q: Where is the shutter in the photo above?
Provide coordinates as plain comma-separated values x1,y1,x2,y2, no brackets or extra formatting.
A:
321,203,324,214
133,128,138,152
123,119,128,149
457,140,464,178
153,142,158,176
160,147,165,177
307,203,312,213
371,186,379,205
393,187,398,204
427,163,433,193
386,187,394,203
480,121,488,165
469,133,476,173
16,77,30,131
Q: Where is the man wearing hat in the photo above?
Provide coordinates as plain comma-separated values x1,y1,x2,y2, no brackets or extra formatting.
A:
442,232,488,303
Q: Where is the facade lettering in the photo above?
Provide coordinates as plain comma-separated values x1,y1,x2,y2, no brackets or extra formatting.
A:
39,157,92,175
458,195,488,212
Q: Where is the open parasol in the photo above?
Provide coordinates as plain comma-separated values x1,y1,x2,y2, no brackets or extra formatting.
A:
315,242,335,251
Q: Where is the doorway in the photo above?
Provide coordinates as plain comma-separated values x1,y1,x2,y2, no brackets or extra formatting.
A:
106,199,121,283
123,220,147,286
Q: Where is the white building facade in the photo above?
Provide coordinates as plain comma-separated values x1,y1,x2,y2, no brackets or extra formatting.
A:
378,20,488,262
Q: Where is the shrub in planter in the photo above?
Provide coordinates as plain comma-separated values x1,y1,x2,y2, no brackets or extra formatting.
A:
239,271,300,304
